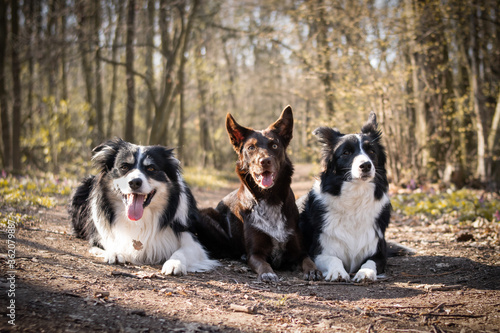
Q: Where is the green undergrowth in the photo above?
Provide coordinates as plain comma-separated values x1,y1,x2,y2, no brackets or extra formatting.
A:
0,174,73,211
391,188,500,223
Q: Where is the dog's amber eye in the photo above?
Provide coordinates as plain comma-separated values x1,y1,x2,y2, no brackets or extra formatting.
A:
271,143,278,149
120,165,129,172
147,166,156,172
342,150,351,156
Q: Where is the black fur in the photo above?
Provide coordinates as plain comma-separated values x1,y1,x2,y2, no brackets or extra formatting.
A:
299,112,392,282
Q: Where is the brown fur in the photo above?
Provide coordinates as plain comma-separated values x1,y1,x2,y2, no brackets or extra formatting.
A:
194,106,322,282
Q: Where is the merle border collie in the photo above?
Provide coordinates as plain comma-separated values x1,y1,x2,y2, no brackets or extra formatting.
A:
69,138,218,275
298,112,391,282
194,106,321,282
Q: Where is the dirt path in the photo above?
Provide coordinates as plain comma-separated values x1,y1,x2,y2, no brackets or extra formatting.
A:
1,167,499,332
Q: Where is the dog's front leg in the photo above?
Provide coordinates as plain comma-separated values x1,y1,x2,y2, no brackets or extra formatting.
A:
161,232,200,276
301,256,323,281
315,254,350,281
248,253,278,282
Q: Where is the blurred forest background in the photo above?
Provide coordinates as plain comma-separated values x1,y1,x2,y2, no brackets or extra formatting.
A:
0,0,499,189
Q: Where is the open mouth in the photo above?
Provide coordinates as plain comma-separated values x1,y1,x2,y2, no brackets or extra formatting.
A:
122,190,157,221
254,171,276,189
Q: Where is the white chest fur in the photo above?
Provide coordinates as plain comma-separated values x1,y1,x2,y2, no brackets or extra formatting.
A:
313,180,389,273
250,201,291,243
91,191,180,265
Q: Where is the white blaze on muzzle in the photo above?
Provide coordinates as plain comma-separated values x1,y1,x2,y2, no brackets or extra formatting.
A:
351,135,375,180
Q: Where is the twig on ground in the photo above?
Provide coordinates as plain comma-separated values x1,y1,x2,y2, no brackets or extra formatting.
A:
229,304,256,314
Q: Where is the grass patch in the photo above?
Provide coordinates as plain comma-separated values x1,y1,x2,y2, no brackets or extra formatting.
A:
391,189,500,223
0,174,73,210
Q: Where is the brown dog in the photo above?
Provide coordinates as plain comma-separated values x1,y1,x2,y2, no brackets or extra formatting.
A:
194,106,322,282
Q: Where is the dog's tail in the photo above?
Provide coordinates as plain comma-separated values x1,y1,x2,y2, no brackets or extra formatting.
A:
192,208,242,260
69,176,95,240
387,241,416,257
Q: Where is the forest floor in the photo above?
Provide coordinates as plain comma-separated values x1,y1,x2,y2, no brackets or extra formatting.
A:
0,164,499,333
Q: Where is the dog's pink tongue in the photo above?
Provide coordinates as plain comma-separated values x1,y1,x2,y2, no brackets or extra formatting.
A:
262,173,273,187
126,194,145,221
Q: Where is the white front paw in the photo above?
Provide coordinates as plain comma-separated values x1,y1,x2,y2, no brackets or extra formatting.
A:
325,267,350,282
353,268,377,282
104,251,125,264
162,259,187,276
89,247,124,264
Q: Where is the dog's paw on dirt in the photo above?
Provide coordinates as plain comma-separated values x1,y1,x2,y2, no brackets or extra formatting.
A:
161,259,187,275
303,269,323,281
353,268,377,282
258,272,279,283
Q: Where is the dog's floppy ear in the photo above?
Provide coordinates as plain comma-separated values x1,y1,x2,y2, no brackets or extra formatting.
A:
92,138,124,172
226,113,251,151
313,127,342,147
268,105,293,147
313,127,342,171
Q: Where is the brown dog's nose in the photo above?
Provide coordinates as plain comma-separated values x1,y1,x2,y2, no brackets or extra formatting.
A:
259,157,272,167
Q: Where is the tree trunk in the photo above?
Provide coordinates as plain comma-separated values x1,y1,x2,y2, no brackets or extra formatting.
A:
406,0,429,171
469,8,487,182
196,53,213,168
124,0,135,142
60,0,68,102
77,2,95,147
178,64,185,162
486,89,500,183
144,0,155,142
0,0,10,170
106,0,124,138
23,0,35,135
94,0,104,142
11,0,22,172
316,0,334,117
149,0,200,145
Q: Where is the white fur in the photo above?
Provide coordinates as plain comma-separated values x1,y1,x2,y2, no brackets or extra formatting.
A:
90,176,217,275
250,201,291,243
312,179,389,280
315,254,350,281
351,134,375,180
353,259,377,282
113,168,154,195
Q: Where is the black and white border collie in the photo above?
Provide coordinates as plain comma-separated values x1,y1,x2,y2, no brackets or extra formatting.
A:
298,112,390,282
69,138,218,275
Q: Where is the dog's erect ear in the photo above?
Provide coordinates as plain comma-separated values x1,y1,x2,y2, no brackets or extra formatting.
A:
361,111,383,141
155,146,180,181
268,105,293,147
226,113,251,150
361,111,378,135
92,138,124,172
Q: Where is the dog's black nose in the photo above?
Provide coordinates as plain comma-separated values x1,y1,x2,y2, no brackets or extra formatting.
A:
129,178,143,190
259,157,272,167
360,161,372,173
